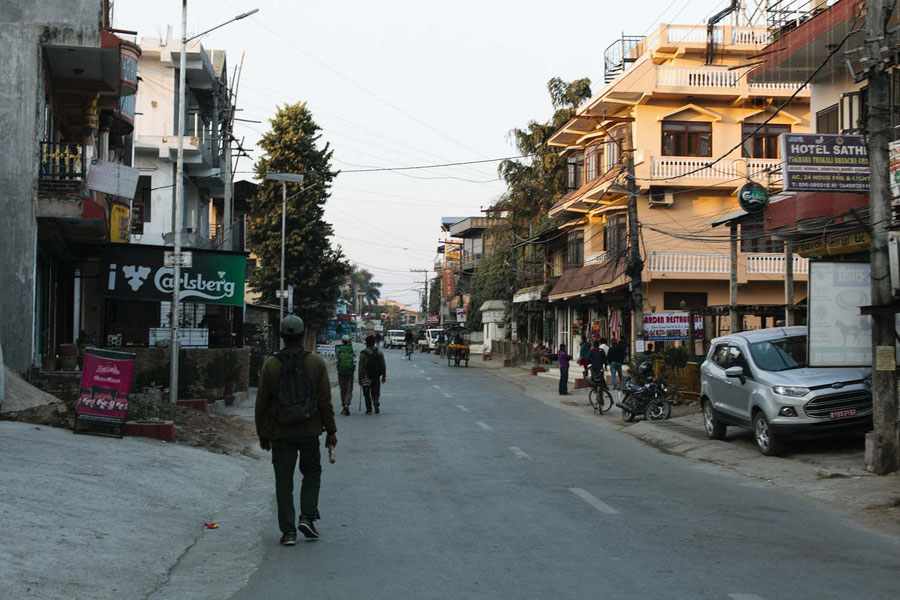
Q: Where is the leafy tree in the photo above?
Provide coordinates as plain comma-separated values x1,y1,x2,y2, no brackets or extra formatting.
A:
247,102,350,329
427,274,442,317
348,266,382,310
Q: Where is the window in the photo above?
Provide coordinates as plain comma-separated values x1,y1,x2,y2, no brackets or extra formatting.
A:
742,124,789,158
662,121,711,157
816,104,839,134
133,176,152,234
585,145,600,181
605,135,621,171
566,230,584,268
604,215,627,255
712,344,730,368
726,346,752,376
567,153,584,190
749,335,808,371
741,216,783,253
663,291,708,310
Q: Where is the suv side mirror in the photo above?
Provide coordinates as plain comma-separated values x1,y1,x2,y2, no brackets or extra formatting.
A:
725,365,745,383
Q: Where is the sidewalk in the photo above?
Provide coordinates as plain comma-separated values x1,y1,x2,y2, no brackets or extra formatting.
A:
0,421,260,600
473,358,900,535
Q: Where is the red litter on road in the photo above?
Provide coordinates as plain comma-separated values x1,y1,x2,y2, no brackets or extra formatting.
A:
203,522,219,529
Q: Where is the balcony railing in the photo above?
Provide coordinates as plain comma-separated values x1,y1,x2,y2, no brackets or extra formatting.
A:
657,67,740,88
745,253,809,275
731,27,769,45
666,25,722,44
647,252,809,276
40,142,85,180
649,157,782,181
647,252,730,274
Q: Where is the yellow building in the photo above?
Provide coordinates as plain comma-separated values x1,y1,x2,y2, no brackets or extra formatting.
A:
542,23,811,354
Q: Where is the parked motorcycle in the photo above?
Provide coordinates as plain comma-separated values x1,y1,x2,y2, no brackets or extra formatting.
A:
616,361,672,422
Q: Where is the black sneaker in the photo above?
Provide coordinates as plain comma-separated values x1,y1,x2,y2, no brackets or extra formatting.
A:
374,405,380,414
280,532,297,546
341,406,350,416
365,409,372,414
298,517,319,539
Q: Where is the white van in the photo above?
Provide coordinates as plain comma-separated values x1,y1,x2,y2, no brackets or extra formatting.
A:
421,328,444,352
386,330,407,349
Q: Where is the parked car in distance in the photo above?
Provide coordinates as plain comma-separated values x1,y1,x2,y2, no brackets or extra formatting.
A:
419,328,444,352
699,326,872,456
386,330,407,349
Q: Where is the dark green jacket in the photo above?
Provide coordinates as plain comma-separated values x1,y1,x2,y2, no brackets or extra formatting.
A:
255,346,336,440
357,346,386,385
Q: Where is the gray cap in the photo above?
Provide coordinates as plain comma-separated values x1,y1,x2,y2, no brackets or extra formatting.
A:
280,314,305,336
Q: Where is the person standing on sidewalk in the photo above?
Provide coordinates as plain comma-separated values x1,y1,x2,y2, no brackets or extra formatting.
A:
255,315,337,546
578,335,591,378
607,338,626,390
358,335,387,414
557,343,573,396
335,335,355,416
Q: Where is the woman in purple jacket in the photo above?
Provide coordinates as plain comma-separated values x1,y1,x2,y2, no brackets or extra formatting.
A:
558,343,573,395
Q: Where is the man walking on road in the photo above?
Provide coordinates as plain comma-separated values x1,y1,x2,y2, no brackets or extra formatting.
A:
607,338,626,390
255,315,337,546
335,335,355,416
557,343,573,396
359,335,386,414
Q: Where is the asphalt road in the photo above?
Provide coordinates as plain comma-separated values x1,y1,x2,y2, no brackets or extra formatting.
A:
227,348,900,600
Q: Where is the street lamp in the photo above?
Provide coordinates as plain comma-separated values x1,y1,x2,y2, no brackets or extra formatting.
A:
265,172,305,322
170,2,258,404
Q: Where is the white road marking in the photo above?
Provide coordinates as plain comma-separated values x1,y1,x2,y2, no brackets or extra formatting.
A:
476,421,493,431
728,595,766,600
456,405,469,412
426,376,432,381
442,392,452,399
508,446,531,459
568,488,619,515
433,384,441,389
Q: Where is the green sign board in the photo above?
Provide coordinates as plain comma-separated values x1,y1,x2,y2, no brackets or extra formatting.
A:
99,244,246,306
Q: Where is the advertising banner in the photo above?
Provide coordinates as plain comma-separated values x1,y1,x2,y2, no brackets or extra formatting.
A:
110,203,130,243
75,348,135,431
780,133,869,192
99,244,245,306
426,315,439,324
86,159,140,199
643,312,703,341
890,140,900,200
442,267,455,298
808,262,872,366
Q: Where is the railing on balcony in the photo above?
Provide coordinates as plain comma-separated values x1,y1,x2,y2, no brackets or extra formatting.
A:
650,157,740,179
748,81,807,91
731,27,770,45
745,253,809,275
647,252,730,274
666,25,723,44
40,142,86,180
657,66,807,93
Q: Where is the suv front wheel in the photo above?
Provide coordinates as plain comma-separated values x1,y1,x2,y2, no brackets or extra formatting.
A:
753,411,784,456
702,399,727,440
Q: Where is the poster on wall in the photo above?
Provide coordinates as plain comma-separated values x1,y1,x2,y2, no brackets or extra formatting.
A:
643,312,704,341
808,262,872,366
74,348,135,437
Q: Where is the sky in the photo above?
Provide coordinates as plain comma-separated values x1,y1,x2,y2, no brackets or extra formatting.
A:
115,0,728,307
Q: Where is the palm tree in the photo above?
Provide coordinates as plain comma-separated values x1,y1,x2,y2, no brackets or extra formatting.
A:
349,266,382,312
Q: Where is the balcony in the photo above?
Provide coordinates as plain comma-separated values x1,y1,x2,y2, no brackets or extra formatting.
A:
646,252,809,280
38,142,86,198
656,66,808,97
648,157,782,185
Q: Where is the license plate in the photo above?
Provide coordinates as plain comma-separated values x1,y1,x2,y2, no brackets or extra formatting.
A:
829,408,856,419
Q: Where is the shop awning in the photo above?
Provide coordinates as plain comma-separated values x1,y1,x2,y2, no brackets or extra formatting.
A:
548,259,625,302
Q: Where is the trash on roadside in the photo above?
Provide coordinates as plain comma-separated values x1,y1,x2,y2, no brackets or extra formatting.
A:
203,522,219,529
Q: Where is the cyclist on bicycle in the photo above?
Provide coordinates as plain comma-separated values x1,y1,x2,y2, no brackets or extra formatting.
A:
588,340,608,380
404,329,415,355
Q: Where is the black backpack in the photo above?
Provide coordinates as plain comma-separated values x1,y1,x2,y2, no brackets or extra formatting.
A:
364,348,382,380
273,350,317,424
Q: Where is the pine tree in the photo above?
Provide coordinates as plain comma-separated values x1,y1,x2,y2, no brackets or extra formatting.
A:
247,102,350,329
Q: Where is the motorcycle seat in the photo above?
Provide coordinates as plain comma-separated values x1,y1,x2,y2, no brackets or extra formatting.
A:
624,382,644,394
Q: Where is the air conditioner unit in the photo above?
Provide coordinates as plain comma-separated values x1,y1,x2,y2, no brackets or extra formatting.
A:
648,187,674,208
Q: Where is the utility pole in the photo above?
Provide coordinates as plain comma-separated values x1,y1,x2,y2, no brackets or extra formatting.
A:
410,268,428,325
784,241,795,326
624,121,643,354
729,223,739,333
863,0,899,474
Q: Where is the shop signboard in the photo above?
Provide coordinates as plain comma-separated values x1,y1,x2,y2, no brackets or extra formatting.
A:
426,315,439,324
75,348,135,434
100,244,245,306
643,312,703,341
797,229,870,257
86,159,140,199
110,203,130,243
891,140,900,200
808,262,872,367
780,133,869,192
442,266,455,298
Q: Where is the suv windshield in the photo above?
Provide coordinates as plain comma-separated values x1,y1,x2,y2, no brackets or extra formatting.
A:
748,335,807,371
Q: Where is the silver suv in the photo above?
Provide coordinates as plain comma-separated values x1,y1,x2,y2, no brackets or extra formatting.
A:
699,327,872,456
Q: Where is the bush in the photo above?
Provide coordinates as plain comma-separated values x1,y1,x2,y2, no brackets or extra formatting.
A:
663,346,690,369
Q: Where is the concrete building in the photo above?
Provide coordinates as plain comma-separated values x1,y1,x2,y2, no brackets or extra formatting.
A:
0,0,141,370
540,21,813,354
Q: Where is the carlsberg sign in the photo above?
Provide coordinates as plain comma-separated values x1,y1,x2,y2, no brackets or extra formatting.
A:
100,245,245,306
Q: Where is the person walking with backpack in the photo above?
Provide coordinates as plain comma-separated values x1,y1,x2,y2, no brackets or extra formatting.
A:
255,315,337,546
335,335,355,416
358,335,386,414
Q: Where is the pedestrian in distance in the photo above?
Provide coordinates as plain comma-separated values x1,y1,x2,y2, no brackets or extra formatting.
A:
359,335,387,414
588,340,608,379
607,338,626,390
557,343,573,396
578,335,591,378
255,315,337,546
599,337,610,357
336,335,355,416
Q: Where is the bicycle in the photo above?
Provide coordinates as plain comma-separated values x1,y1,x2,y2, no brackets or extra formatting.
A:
405,342,414,360
587,371,614,414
